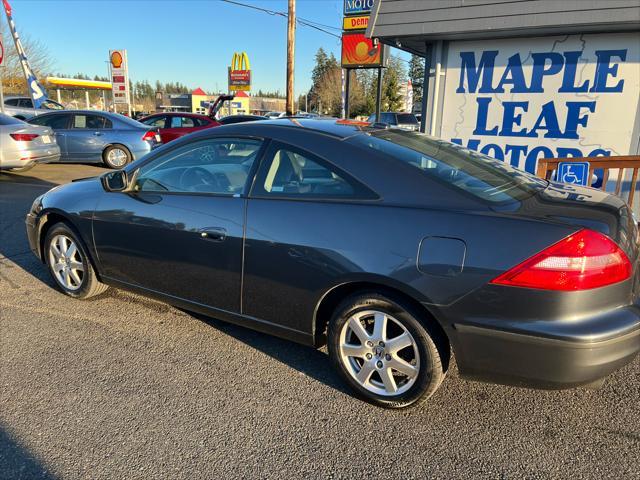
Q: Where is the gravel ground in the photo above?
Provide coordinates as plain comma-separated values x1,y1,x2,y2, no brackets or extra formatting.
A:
1,164,639,479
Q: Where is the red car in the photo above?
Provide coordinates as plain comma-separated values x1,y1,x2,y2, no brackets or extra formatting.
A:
139,95,234,143
139,112,218,143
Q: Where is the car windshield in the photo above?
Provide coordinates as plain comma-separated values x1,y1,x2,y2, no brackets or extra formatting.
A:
42,100,64,110
352,129,547,204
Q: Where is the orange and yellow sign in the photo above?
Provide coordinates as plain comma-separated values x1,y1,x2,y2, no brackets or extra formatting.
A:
343,15,369,31
110,51,123,68
341,32,383,68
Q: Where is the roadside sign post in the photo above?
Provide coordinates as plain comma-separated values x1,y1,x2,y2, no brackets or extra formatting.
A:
109,49,131,115
341,0,381,119
557,162,591,186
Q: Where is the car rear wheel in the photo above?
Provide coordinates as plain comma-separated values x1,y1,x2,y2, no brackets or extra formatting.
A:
328,292,446,408
44,223,108,299
102,145,131,169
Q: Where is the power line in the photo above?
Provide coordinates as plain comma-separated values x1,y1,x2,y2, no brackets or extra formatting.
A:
220,0,340,39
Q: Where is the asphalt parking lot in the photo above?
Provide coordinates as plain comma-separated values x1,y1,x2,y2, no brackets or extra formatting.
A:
1,164,639,479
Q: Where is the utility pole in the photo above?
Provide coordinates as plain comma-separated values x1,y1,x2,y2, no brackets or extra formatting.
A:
286,0,296,116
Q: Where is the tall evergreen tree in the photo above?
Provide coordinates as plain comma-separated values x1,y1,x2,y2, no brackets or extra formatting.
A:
408,54,425,107
382,56,405,111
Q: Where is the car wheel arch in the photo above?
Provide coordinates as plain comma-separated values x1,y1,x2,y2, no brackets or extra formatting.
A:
103,143,132,155
38,211,102,280
312,280,451,369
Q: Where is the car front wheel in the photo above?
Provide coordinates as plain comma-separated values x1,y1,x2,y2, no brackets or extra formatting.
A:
328,292,447,408
44,222,108,299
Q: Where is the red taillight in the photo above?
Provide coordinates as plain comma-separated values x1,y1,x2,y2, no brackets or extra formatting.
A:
10,133,39,141
142,130,156,141
490,229,632,291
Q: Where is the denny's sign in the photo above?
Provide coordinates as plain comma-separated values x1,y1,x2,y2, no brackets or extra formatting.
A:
343,15,369,31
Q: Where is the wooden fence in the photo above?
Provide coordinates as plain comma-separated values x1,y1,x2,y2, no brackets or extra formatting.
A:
536,156,640,209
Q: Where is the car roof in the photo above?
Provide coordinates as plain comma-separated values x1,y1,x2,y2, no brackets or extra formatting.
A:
224,118,379,139
147,112,210,118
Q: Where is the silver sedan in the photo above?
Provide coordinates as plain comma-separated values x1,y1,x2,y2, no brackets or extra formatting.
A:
28,110,161,169
0,113,61,172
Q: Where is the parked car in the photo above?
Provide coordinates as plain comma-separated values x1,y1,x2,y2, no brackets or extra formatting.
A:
218,114,267,125
264,111,285,118
3,96,65,120
25,119,640,408
367,112,419,131
0,113,60,172
28,110,161,168
139,96,236,143
139,112,219,143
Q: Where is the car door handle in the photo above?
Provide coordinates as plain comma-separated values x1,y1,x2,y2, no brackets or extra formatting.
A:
199,227,226,242
93,132,103,136
54,132,65,136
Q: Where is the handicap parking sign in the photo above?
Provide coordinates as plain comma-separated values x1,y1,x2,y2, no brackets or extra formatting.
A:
557,162,590,186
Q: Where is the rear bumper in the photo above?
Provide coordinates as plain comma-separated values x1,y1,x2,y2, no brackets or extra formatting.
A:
0,152,60,169
452,303,640,389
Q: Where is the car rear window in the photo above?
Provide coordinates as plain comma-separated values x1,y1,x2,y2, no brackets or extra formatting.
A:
352,129,546,204
380,113,396,124
397,114,418,124
0,114,24,125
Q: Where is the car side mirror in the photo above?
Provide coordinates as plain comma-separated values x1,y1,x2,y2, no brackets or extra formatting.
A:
102,170,128,192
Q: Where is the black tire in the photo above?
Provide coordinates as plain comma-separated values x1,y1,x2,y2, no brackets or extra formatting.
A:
328,292,447,408
102,144,132,169
44,222,109,299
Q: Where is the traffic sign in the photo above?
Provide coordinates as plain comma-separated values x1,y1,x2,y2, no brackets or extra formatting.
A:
557,162,590,186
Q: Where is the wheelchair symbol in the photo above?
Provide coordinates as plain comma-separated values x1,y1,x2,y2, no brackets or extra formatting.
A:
561,168,580,184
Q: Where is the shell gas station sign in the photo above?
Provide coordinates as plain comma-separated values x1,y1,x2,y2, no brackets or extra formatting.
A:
228,52,251,92
109,49,130,105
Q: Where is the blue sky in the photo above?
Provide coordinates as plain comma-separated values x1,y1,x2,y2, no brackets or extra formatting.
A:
3,0,351,95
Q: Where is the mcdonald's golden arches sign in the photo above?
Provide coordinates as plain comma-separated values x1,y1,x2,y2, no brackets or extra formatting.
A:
228,52,251,92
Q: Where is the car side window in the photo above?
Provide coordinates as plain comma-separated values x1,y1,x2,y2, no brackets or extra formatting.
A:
181,117,195,128
30,114,70,129
18,99,34,108
133,138,263,195
254,143,375,199
72,114,110,129
5,98,20,106
142,116,167,128
170,116,195,128
193,117,210,127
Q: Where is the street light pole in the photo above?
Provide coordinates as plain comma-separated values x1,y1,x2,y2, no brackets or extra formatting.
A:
286,0,296,116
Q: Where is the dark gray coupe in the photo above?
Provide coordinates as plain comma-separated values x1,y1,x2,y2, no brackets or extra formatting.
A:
26,119,640,408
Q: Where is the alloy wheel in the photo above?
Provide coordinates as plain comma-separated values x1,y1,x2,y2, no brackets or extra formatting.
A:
339,310,420,396
48,234,84,291
107,148,128,167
